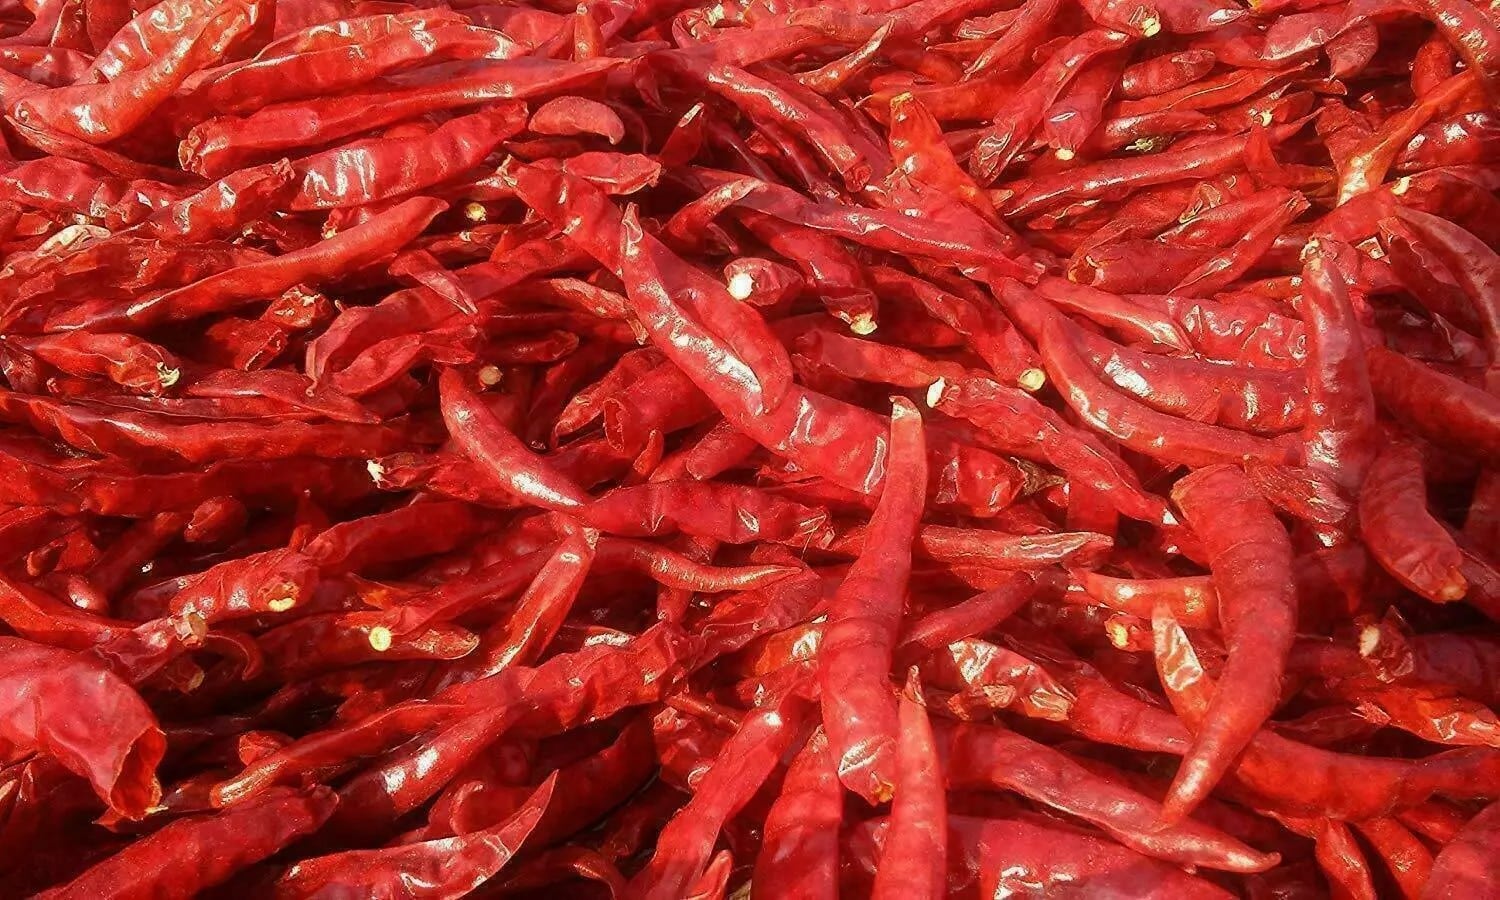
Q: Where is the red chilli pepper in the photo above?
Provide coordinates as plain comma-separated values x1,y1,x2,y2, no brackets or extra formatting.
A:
819,397,927,802
1162,464,1297,822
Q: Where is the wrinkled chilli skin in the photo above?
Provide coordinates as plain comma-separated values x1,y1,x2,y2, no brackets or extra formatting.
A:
0,0,1497,897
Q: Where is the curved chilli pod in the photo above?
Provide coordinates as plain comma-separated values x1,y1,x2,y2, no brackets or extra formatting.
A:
0,637,165,820
1164,465,1297,822
614,203,891,494
1359,441,1468,602
1298,239,1379,496
818,397,928,803
1425,800,1500,900
871,672,947,900
623,693,809,898
275,776,556,899
849,814,1237,898
2,0,1500,895
37,787,337,900
752,729,842,900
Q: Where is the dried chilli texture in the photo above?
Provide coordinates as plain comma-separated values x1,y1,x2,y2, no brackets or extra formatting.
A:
1358,442,1469,603
0,0,1495,898
1164,465,1297,822
870,673,946,900
36,787,337,900
819,397,927,803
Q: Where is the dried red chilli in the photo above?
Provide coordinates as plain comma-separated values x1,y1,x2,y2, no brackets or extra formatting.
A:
1159,464,1297,823
36,786,337,900
0,0,1497,897
818,397,927,803
870,672,946,899
7,1,266,144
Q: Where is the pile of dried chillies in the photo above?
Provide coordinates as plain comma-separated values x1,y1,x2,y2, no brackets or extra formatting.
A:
0,0,1497,896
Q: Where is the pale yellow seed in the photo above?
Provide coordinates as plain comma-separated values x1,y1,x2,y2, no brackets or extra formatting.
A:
157,364,181,389
849,313,877,336
463,202,487,222
1018,368,1047,392
267,596,296,613
184,667,206,692
369,626,393,652
891,397,919,420
478,365,504,387
726,271,754,300
175,610,208,642
925,378,947,408
1055,147,1075,161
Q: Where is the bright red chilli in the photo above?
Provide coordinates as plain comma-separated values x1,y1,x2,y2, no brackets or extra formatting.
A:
0,0,1496,897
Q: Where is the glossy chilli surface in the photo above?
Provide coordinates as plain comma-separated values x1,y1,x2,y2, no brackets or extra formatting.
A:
0,0,1497,898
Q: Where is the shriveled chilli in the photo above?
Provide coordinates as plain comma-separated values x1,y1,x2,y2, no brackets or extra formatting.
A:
0,1,1496,899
